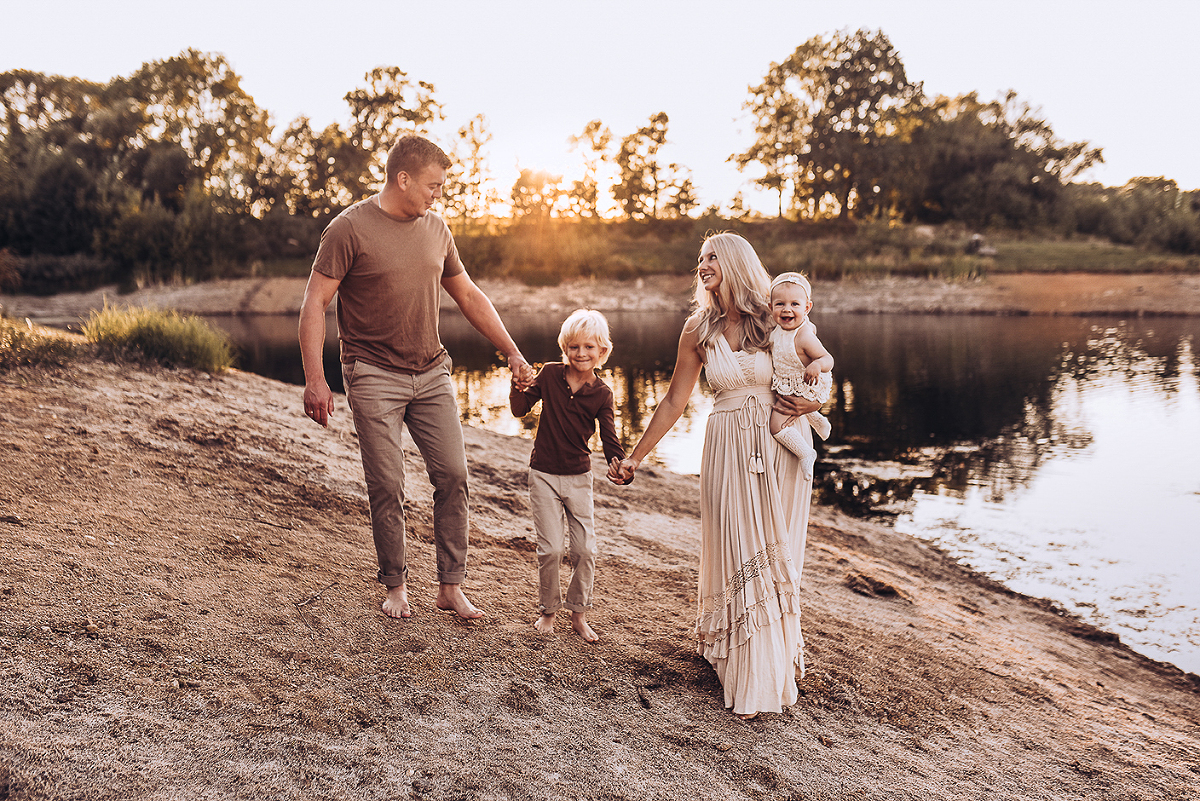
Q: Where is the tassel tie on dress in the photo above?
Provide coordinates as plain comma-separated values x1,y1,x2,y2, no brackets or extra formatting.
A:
713,388,772,474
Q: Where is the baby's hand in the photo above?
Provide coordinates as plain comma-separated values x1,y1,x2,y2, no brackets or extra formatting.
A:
803,362,822,385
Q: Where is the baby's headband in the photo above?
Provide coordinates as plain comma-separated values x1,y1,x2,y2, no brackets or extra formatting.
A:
770,272,810,290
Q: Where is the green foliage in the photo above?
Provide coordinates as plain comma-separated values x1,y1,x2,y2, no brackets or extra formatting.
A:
510,169,564,220
738,29,920,221
614,112,669,219
10,252,112,296
0,316,81,371
94,202,178,288
4,35,1199,302
83,305,235,373
987,237,1198,274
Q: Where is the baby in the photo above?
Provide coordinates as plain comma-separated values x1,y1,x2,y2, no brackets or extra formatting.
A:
768,272,834,480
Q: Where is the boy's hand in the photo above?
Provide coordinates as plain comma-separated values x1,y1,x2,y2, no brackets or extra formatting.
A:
607,457,635,485
511,362,537,391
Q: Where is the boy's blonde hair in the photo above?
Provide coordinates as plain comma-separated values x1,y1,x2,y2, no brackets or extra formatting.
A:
558,309,613,366
770,271,813,303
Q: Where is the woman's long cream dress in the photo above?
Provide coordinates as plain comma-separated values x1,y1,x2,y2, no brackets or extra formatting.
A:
696,337,812,715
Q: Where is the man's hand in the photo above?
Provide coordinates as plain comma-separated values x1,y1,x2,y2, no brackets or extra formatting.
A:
511,358,536,391
303,382,335,427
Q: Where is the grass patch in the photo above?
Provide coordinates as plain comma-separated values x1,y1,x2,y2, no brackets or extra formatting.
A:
988,238,1200,273
0,316,83,371
83,305,235,374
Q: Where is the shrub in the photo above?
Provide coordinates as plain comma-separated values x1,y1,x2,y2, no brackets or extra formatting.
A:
83,305,235,373
0,316,82,371
11,252,113,295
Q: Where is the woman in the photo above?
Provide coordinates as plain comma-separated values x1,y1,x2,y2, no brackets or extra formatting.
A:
608,232,820,719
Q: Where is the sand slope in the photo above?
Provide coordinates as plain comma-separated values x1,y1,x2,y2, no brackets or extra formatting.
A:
1,356,1197,800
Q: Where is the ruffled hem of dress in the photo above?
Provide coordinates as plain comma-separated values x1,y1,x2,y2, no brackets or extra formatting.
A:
694,589,803,661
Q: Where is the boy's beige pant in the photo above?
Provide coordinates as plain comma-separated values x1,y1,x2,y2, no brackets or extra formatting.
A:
342,357,469,587
528,468,596,613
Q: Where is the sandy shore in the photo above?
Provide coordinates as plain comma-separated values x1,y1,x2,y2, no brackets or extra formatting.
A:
1,276,1199,798
7,271,1200,322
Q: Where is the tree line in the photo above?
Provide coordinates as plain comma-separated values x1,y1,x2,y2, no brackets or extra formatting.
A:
2,32,1198,294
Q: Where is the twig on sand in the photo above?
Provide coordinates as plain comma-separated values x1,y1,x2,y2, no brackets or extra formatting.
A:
294,582,338,609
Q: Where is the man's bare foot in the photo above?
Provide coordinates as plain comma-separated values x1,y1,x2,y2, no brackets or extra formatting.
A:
570,611,599,643
533,612,555,634
381,584,412,619
434,583,484,619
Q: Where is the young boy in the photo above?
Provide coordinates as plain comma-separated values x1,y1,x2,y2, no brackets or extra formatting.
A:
509,309,626,643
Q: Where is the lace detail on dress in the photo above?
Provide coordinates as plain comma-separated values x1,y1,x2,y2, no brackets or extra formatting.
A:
695,540,802,667
737,350,759,387
698,541,790,620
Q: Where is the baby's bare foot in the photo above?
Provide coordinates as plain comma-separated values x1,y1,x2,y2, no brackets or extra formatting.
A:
533,612,555,634
571,611,599,643
382,584,411,619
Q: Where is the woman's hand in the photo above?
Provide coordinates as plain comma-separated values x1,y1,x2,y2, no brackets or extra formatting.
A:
608,457,636,485
774,393,821,417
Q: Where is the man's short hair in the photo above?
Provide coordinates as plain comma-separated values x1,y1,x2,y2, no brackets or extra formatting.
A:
385,135,452,183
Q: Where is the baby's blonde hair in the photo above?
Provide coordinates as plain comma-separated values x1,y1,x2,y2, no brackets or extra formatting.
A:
558,309,613,366
770,271,813,304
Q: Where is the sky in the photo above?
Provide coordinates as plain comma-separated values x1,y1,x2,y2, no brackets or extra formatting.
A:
4,0,1198,214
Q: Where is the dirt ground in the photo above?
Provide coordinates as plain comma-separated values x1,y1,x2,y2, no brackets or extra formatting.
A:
2,275,1199,800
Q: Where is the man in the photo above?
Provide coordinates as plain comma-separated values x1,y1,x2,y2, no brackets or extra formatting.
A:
299,135,532,620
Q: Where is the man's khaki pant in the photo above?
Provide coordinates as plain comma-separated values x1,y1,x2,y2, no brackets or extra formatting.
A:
343,357,468,586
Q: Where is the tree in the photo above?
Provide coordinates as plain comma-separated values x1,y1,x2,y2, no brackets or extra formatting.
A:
510,169,563,221
661,163,698,219
0,70,104,151
344,67,443,188
905,92,1102,227
614,112,669,219
566,119,612,218
736,29,920,220
732,64,804,218
111,50,271,210
445,114,500,225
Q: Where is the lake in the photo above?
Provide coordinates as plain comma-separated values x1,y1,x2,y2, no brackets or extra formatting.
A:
209,310,1200,675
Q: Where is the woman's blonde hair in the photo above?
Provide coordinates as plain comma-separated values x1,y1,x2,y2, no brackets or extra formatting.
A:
558,309,613,366
690,232,773,353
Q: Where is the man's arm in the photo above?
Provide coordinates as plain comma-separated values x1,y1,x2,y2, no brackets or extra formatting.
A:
298,271,342,427
441,271,532,384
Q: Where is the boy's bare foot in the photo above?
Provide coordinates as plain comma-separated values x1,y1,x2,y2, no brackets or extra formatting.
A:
435,583,484,619
533,612,555,634
570,611,599,643
382,584,412,619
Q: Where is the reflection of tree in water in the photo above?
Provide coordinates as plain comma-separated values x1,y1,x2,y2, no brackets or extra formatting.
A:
814,316,1200,517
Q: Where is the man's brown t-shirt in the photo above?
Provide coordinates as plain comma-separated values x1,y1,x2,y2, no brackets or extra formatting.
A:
311,200,465,374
